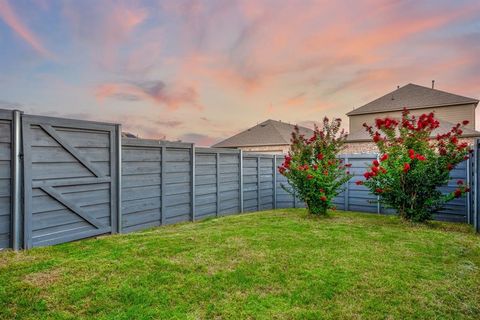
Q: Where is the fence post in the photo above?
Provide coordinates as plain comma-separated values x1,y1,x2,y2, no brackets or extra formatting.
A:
216,152,220,217
376,154,381,214
475,139,479,232
239,150,244,213
115,124,122,233
11,110,22,250
273,155,277,209
257,156,261,211
191,145,196,222
344,156,349,211
161,146,167,225
466,156,472,224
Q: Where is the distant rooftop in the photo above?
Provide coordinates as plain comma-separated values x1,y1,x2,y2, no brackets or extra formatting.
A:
347,83,478,116
122,132,138,138
212,119,314,148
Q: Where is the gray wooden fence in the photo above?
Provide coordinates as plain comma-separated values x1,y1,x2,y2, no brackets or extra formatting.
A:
0,108,477,250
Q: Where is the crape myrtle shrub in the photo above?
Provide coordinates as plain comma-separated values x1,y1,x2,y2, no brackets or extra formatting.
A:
278,117,352,215
358,108,472,222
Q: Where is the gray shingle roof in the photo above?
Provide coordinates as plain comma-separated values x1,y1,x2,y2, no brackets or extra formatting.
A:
212,119,314,148
346,118,480,142
347,83,478,116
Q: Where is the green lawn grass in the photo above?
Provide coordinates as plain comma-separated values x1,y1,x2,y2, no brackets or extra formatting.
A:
0,209,479,319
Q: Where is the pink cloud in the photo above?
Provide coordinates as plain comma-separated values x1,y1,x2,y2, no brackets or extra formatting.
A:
284,92,306,108
0,0,52,57
95,80,202,111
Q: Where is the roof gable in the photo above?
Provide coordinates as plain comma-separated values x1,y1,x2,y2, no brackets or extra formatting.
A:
347,83,478,116
212,119,314,148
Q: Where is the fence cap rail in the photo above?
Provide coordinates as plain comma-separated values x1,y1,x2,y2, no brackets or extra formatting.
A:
243,152,277,158
0,108,15,120
22,114,118,131
122,137,193,148
195,147,241,154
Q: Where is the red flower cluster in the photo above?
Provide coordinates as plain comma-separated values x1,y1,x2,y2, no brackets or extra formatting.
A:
363,158,388,180
278,154,292,174
307,133,317,144
317,153,324,160
453,180,470,198
373,132,382,143
454,189,462,198
375,117,398,130
380,153,389,161
416,112,440,130
408,149,426,161
403,163,410,173
298,164,310,171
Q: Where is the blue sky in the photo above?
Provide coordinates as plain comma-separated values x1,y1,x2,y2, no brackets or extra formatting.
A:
1,0,479,145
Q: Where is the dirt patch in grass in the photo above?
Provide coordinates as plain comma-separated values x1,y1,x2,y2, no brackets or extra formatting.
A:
23,267,63,288
168,236,269,275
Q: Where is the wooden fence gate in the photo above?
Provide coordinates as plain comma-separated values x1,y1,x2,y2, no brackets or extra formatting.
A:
22,115,119,248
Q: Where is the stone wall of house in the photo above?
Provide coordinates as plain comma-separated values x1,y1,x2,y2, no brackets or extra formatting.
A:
231,137,477,155
342,142,378,154
239,145,290,154
343,137,477,155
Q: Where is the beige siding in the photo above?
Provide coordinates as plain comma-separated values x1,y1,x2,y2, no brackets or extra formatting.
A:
349,103,476,133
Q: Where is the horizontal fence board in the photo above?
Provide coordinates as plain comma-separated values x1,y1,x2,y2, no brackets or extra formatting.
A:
123,209,161,229
123,197,161,215
122,174,161,188
30,126,110,148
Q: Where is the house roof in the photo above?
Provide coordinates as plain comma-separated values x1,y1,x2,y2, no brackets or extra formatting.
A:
347,83,479,116
346,118,480,142
122,132,138,138
212,119,314,148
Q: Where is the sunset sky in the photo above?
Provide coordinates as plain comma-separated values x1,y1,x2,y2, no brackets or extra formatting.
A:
0,0,479,145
